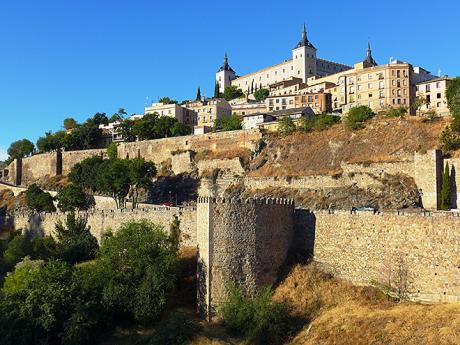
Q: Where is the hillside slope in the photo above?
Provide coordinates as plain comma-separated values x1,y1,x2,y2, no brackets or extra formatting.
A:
250,116,448,177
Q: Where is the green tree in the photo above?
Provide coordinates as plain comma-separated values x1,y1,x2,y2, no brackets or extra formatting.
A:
132,113,159,140
97,220,179,322
118,119,136,142
159,97,178,104
223,85,244,101
37,131,66,153
30,236,58,260
441,163,451,210
446,77,460,118
253,88,269,102
63,118,79,130
109,107,127,122
214,81,220,98
26,184,56,213
0,259,87,345
196,86,201,101
56,184,92,212
7,139,35,160
171,122,192,137
214,114,242,131
106,142,118,160
96,159,131,208
155,116,178,138
128,158,156,208
411,95,426,115
69,155,105,192
439,126,460,151
55,212,98,264
2,234,32,270
277,116,296,136
344,105,375,130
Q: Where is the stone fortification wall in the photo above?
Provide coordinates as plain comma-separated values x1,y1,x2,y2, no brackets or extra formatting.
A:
61,149,106,175
414,150,443,210
11,206,196,246
197,158,245,177
21,152,59,185
196,197,294,317
444,157,460,209
304,209,460,303
117,129,262,165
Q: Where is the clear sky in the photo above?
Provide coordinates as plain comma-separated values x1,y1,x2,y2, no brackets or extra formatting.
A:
1,0,459,160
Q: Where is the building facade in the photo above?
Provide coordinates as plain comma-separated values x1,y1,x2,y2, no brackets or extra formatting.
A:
416,77,452,116
145,102,197,126
216,24,351,95
185,98,232,128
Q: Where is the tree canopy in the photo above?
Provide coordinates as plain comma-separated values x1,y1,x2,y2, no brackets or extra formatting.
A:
253,88,269,102
26,184,56,213
63,118,79,130
158,97,178,104
7,139,35,161
214,114,242,131
446,77,460,118
223,85,244,101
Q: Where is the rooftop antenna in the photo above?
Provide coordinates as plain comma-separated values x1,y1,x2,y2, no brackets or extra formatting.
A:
438,69,442,77
145,96,149,106
389,57,394,64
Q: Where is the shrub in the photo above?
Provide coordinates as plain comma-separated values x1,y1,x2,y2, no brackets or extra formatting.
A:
214,114,242,131
57,184,92,212
97,220,179,322
221,286,292,345
55,212,99,265
441,163,451,210
150,312,200,345
26,184,56,212
439,126,460,151
386,106,407,119
278,117,296,136
344,106,374,130
106,142,118,160
2,234,31,270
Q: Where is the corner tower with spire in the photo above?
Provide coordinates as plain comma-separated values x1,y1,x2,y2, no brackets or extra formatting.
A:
292,23,318,81
216,52,236,94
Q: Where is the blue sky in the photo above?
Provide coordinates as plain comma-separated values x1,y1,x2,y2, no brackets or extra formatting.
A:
0,0,459,160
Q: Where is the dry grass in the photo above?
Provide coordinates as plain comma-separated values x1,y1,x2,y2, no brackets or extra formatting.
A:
250,116,449,177
274,264,460,345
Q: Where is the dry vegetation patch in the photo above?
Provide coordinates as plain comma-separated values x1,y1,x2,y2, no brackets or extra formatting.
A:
250,117,449,177
274,264,460,345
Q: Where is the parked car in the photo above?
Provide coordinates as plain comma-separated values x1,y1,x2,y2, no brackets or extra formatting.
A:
352,206,378,213
160,201,174,207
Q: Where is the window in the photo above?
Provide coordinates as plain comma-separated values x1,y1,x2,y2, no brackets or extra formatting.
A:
426,85,431,92
397,89,401,96
368,74,372,79
358,85,362,91
437,102,442,107
368,83,373,89
436,82,441,88
437,93,442,99
379,91,384,98
392,80,396,86
397,70,400,78
426,95,431,103
369,93,373,98
403,80,407,86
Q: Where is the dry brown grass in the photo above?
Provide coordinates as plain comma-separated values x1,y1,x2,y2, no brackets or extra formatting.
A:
250,116,449,177
274,264,460,345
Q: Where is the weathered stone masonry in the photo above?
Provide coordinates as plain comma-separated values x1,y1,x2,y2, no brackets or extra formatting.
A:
196,197,295,317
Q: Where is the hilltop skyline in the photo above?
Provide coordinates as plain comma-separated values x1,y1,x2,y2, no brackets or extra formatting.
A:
1,0,460,160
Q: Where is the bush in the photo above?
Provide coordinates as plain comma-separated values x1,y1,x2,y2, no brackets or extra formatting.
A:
55,212,99,265
386,106,407,119
26,184,56,212
57,184,92,212
277,117,296,136
150,312,200,345
0,259,81,345
2,234,31,270
221,286,292,345
97,220,179,322
214,114,242,131
344,106,374,130
440,126,460,151
299,114,340,132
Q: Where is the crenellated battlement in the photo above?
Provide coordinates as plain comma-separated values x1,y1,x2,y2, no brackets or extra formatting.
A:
196,196,294,206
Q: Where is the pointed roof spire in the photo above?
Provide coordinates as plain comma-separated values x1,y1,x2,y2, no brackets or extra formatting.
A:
363,41,378,66
217,52,235,73
295,22,315,49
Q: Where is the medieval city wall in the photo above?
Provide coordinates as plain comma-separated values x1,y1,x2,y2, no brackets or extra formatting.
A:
304,209,460,303
61,149,107,175
196,197,295,317
117,129,262,165
11,206,196,246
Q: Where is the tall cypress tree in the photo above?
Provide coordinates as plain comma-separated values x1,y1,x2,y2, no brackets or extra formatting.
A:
441,162,451,210
196,86,201,101
214,82,220,98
